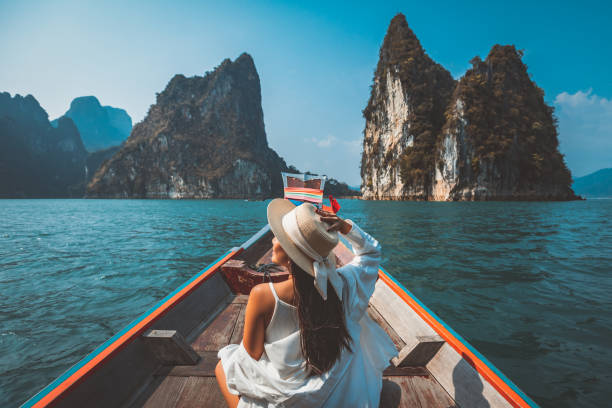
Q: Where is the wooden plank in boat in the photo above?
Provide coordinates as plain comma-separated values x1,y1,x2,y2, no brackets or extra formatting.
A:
175,376,225,408
143,329,200,365
379,377,423,408
141,376,187,408
370,281,445,367
380,376,456,408
184,294,234,344
410,375,456,408
230,304,246,344
191,303,243,352
367,304,406,351
370,280,438,341
396,335,445,367
382,365,429,376
127,374,166,408
231,294,249,304
427,343,512,408
160,351,218,377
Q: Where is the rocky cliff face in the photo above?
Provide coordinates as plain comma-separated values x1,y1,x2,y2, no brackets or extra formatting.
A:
52,96,132,152
85,145,122,182
0,92,88,197
361,14,576,201
87,53,288,198
361,14,456,199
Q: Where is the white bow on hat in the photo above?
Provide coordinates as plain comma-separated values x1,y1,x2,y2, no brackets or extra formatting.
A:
281,209,343,301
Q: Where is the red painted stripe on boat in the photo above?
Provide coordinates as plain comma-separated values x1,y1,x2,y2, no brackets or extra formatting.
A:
377,270,532,408
32,249,238,408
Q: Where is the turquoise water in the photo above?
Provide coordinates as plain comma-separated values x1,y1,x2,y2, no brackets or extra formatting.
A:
1,199,610,407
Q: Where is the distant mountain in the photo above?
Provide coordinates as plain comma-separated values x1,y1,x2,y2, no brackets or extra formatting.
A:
52,96,131,152
87,54,288,198
573,168,612,197
324,178,361,197
0,92,88,197
85,145,122,182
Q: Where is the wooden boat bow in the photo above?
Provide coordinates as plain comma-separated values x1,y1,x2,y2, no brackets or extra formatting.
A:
22,223,538,408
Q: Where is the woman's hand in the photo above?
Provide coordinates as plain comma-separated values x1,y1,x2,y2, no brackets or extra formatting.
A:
316,208,352,235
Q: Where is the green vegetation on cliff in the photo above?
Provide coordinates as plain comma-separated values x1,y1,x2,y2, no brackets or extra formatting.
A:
451,45,572,188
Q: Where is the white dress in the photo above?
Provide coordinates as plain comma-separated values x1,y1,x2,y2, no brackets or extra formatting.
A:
218,221,397,407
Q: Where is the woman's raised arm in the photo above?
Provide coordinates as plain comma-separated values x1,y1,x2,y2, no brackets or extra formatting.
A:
316,209,382,321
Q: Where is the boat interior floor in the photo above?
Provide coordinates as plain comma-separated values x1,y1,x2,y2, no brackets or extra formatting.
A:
128,294,457,408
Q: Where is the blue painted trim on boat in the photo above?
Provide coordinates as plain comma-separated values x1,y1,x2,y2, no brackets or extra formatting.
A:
21,250,234,408
379,266,539,408
240,224,270,250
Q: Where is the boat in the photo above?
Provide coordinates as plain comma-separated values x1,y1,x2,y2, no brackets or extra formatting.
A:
22,223,538,408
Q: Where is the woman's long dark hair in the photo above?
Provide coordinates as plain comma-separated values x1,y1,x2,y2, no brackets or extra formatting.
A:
289,259,352,376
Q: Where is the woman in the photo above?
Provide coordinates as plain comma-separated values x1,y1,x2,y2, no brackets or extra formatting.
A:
215,199,396,407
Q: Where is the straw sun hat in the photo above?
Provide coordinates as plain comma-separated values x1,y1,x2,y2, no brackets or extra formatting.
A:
267,198,342,300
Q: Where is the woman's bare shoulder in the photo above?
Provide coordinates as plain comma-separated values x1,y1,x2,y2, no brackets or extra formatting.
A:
247,283,276,318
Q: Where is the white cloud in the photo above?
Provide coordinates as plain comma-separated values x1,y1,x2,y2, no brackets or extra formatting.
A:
310,134,337,148
555,88,610,109
308,135,362,152
554,88,612,177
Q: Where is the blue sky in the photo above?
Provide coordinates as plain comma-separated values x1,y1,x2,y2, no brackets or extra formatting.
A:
1,0,610,185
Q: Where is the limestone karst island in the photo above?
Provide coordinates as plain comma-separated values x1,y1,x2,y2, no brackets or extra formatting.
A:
361,14,577,201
